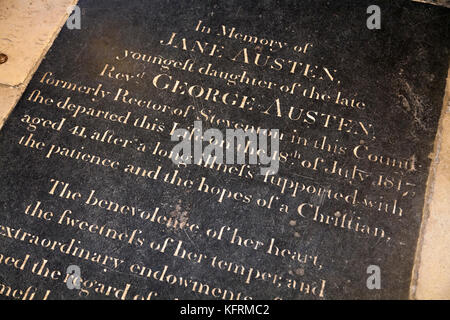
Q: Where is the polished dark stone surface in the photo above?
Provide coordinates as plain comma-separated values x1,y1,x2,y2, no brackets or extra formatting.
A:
0,0,448,300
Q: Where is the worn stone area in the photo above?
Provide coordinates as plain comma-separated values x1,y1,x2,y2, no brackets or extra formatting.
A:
0,0,78,126
0,0,449,300
414,70,450,299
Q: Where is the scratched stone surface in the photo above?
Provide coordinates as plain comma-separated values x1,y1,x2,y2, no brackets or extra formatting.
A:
0,0,78,127
0,0,448,300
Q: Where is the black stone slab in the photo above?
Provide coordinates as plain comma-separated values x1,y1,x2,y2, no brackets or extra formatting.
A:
0,0,448,300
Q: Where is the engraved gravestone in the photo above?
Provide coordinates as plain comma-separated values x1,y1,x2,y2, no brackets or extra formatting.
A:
0,0,448,300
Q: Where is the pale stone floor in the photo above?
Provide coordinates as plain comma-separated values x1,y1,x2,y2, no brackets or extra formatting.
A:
0,0,448,299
